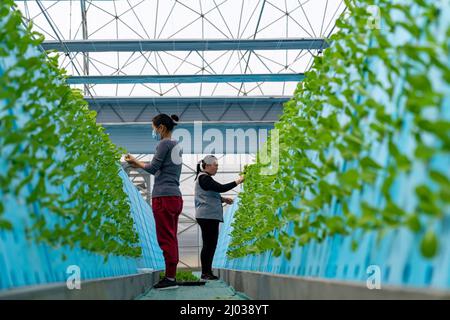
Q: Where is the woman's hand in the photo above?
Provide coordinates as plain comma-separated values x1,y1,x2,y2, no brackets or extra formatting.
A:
235,175,245,185
125,154,143,169
222,197,234,205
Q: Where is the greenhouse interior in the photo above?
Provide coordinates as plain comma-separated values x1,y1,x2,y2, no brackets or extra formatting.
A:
0,0,449,303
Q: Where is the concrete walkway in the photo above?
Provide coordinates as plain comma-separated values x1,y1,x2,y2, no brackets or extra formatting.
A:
137,280,250,300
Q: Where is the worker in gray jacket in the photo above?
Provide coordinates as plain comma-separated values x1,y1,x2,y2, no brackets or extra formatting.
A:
194,155,244,280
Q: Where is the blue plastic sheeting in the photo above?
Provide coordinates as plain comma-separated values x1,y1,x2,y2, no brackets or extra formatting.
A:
214,197,450,289
213,1,450,290
0,168,164,291
67,73,305,85
41,38,329,52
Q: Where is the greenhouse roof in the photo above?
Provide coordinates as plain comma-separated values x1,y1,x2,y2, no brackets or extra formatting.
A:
14,0,346,102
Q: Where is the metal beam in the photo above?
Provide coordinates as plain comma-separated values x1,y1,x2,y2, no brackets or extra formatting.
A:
67,73,304,84
84,96,290,107
80,0,89,95
42,38,329,52
92,104,283,123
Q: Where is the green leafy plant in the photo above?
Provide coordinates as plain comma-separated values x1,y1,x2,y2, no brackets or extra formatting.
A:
228,0,449,260
160,270,199,281
0,1,141,258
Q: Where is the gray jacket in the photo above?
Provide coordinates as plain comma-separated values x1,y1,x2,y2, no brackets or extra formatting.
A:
194,172,224,221
144,138,182,198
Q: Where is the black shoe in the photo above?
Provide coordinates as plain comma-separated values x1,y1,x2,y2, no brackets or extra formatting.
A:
154,277,179,290
201,273,219,280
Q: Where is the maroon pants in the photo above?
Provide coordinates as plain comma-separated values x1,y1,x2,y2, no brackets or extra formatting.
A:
152,196,183,279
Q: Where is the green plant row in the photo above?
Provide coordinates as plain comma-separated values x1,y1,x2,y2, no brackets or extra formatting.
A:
0,1,141,258
229,0,450,260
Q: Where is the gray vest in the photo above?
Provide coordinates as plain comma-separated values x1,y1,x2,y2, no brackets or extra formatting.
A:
194,172,224,221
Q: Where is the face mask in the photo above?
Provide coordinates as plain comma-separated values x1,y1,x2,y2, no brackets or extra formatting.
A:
152,128,161,141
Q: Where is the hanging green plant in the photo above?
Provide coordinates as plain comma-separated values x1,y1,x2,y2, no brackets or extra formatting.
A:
0,1,141,258
229,0,449,260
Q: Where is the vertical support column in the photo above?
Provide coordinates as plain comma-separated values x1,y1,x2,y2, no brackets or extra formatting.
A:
144,174,151,206
80,0,89,95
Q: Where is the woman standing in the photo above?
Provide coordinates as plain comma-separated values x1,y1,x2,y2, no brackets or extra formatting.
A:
125,114,182,290
195,155,244,280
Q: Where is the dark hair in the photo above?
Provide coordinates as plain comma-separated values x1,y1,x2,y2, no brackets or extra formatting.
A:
195,155,217,180
195,160,206,181
152,114,179,131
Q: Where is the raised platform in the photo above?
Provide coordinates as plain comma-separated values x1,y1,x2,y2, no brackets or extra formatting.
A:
0,271,160,300
215,268,450,300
